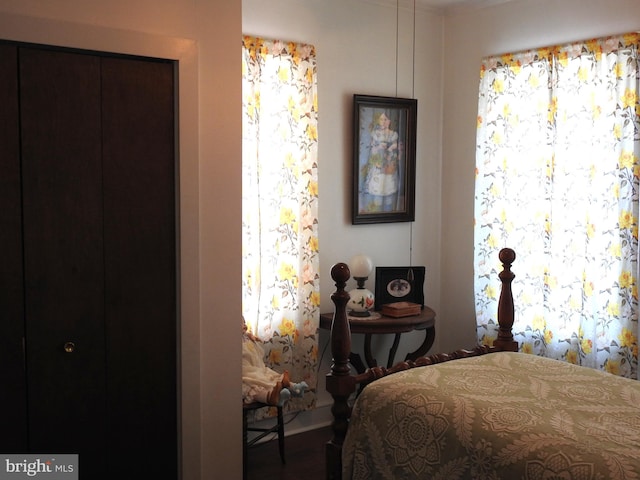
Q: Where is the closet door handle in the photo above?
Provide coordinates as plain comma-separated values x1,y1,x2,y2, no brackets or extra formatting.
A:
63,341,76,353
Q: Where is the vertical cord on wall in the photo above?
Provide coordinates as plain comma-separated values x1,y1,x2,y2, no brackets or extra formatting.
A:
408,0,416,282
395,0,418,282
395,0,399,97
396,0,414,281
412,0,416,99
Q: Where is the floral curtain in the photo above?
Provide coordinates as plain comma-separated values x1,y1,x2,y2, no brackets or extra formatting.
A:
242,36,320,410
475,33,640,379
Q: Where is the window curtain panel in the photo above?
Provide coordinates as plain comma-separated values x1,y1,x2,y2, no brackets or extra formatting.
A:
475,33,640,379
242,36,320,411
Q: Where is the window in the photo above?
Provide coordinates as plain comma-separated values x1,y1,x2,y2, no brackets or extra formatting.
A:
475,33,640,379
241,36,320,409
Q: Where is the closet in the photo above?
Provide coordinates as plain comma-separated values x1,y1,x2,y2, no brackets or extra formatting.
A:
0,42,177,479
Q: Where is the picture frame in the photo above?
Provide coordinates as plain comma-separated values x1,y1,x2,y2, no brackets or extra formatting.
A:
352,94,417,224
374,266,425,311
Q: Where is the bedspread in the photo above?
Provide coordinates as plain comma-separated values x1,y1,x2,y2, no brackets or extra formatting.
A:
342,352,640,480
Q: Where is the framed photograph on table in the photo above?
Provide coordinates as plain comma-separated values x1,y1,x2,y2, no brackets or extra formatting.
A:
352,94,417,225
374,266,425,311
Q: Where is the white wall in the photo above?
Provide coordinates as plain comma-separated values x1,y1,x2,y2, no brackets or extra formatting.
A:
0,2,242,479
243,0,445,428
440,0,640,353
244,0,444,322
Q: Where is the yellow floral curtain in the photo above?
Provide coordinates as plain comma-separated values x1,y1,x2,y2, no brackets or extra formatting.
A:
475,33,640,379
242,36,320,410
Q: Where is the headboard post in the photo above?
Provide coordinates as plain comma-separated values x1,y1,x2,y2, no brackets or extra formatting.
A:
325,262,356,480
494,248,518,352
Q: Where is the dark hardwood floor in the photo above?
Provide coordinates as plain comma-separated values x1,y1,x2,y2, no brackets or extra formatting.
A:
246,426,331,480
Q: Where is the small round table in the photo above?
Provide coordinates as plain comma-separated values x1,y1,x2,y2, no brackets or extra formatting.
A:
320,307,436,373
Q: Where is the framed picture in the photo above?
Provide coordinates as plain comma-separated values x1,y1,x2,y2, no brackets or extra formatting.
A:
374,266,425,311
352,94,417,224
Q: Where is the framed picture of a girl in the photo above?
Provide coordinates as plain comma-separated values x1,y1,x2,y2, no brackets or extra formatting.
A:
352,94,417,224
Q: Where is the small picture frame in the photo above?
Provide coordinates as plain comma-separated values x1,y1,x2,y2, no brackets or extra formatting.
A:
352,94,417,225
374,266,425,311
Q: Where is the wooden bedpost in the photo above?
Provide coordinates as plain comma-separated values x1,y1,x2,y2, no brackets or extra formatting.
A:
325,262,356,480
494,247,518,352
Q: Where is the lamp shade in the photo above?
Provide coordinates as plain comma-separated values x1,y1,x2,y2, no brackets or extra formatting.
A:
349,254,373,278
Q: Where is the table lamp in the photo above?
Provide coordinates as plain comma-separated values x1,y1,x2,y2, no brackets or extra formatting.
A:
347,254,375,317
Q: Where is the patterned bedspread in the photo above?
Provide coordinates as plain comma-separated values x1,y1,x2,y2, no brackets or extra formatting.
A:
342,352,640,480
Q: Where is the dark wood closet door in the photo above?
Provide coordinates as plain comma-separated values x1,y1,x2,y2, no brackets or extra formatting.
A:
19,47,107,472
101,56,177,478
15,46,177,479
0,43,27,453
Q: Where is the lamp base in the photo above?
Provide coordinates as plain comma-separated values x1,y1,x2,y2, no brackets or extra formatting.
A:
348,286,375,317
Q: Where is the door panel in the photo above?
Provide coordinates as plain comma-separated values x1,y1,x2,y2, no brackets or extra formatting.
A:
20,47,107,472
101,57,177,477
0,43,27,453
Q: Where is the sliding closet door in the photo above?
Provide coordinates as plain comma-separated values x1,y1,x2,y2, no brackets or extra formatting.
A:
101,56,177,478
0,44,27,453
19,47,107,472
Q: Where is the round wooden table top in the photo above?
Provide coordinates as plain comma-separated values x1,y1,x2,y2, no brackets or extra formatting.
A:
320,306,435,334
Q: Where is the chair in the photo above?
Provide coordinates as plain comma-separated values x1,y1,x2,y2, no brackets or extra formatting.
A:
242,401,285,479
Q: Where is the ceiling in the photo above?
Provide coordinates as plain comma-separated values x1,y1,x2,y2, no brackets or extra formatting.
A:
420,0,477,6
371,0,515,13
430,0,515,7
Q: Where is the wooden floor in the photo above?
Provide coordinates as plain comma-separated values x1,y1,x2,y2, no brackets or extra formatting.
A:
245,426,332,480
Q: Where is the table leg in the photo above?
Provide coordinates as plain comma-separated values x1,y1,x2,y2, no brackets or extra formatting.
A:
405,326,436,362
349,352,367,374
387,333,401,368
363,333,377,369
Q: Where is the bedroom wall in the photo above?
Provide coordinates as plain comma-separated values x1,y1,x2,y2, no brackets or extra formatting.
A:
242,0,445,428
244,0,640,438
0,2,242,479
440,0,640,353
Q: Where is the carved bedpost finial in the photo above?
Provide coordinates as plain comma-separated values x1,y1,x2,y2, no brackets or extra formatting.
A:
499,247,516,267
494,248,518,352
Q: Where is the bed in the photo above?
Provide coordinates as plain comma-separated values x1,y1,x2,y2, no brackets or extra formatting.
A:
325,248,640,480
